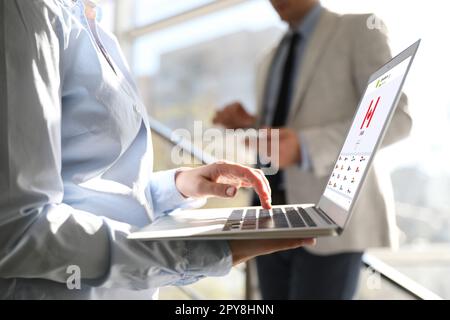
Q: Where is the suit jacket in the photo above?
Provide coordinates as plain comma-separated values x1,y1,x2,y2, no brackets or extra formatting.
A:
255,8,412,254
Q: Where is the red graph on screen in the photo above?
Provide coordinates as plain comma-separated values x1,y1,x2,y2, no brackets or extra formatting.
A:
360,96,381,129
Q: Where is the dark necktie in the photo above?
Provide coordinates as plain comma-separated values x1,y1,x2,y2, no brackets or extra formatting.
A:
267,32,301,195
271,32,301,127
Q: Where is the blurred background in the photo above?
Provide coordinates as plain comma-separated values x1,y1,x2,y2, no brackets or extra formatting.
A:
99,0,450,299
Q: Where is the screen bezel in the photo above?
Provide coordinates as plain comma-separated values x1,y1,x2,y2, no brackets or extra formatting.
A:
317,39,421,230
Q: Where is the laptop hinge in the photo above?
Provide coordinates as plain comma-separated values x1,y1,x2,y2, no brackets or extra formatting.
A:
313,206,337,226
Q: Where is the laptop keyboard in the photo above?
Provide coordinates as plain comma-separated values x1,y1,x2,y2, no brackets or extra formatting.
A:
222,207,317,232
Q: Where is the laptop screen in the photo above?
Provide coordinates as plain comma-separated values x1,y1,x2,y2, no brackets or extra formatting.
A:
318,41,419,227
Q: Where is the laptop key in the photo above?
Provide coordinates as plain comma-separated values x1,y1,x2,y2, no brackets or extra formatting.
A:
229,209,244,222
244,209,257,221
222,209,244,231
272,208,289,228
258,209,274,229
297,207,317,227
259,209,270,218
242,209,257,230
285,207,306,228
241,223,256,230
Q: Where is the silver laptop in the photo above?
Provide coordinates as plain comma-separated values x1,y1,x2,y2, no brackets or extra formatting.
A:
129,40,420,241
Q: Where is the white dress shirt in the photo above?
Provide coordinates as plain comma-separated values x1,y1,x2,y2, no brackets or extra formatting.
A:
0,0,231,299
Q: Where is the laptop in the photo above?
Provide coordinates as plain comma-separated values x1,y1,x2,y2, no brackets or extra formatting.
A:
128,40,420,241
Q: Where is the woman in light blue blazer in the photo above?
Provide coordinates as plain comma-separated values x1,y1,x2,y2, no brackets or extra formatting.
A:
0,0,314,299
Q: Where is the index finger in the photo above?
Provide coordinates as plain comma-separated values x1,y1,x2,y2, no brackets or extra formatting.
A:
217,163,272,209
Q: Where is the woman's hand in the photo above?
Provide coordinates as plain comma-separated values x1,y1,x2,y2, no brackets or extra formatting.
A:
175,161,272,209
229,238,316,266
174,161,316,265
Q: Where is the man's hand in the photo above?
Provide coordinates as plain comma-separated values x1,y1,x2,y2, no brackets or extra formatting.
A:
260,127,301,169
229,238,316,266
213,102,256,129
277,128,302,168
175,161,272,209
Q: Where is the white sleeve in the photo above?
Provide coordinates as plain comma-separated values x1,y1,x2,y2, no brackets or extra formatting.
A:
146,169,207,218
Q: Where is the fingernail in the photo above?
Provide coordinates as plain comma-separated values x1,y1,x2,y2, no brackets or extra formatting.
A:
226,186,237,197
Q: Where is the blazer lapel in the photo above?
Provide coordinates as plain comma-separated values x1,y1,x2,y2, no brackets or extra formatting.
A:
288,9,340,121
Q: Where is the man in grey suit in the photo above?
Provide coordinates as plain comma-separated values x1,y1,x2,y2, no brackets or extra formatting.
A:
213,0,412,299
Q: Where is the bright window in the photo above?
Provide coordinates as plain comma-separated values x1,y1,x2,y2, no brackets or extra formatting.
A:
133,0,214,27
